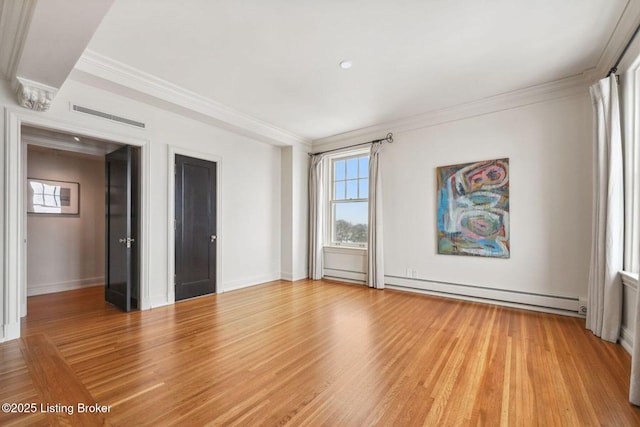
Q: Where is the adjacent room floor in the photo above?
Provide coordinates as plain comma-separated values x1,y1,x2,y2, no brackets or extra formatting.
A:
1,280,638,426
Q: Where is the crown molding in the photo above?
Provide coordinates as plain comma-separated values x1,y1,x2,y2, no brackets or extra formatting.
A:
312,71,592,151
0,0,36,80
593,0,640,79
74,49,311,148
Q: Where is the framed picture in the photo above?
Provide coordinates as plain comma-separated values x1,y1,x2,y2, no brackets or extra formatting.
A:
27,178,80,215
436,158,509,258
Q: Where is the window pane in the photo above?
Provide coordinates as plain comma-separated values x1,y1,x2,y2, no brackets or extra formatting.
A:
334,160,345,180
333,202,368,244
359,178,369,198
346,180,358,199
334,181,345,200
359,156,369,178
346,158,358,179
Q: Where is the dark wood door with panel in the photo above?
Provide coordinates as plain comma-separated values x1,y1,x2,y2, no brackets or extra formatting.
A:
105,145,139,311
175,154,217,301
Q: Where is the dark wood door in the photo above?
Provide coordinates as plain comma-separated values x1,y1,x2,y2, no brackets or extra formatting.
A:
105,145,138,311
175,155,217,301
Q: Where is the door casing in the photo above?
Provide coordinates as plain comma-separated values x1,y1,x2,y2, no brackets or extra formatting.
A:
3,108,150,341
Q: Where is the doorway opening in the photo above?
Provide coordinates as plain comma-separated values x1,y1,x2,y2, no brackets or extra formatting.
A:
22,125,140,315
3,109,150,341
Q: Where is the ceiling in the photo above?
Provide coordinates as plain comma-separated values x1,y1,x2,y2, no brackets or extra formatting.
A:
21,1,640,141
84,0,632,140
22,125,124,156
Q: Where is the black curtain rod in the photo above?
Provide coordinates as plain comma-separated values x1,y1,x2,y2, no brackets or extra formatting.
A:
608,21,640,76
309,132,393,156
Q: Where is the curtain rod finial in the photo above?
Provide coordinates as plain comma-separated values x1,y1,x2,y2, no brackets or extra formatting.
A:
386,132,393,143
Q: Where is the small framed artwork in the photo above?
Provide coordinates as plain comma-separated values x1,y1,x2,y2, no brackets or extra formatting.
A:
27,178,80,215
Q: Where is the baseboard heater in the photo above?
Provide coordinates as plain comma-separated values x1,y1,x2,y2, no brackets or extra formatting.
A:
385,275,580,317
323,267,366,285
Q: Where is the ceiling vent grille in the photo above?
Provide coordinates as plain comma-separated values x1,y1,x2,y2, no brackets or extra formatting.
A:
71,104,146,129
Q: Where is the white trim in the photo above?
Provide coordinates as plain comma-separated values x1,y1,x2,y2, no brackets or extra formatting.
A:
621,325,633,355
75,50,311,149
1,321,20,343
0,0,36,80
149,295,171,309
281,272,308,282
323,268,366,284
596,0,640,77
385,276,580,315
167,145,222,304
621,67,640,271
621,270,639,290
323,246,367,256
27,277,103,296
3,107,151,341
222,273,281,293
620,271,637,356
312,73,591,151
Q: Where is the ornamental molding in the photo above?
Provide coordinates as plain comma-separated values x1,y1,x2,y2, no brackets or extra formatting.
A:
75,49,311,148
16,77,57,112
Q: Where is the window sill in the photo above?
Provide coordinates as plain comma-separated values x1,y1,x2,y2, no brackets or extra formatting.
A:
620,271,639,290
324,246,368,255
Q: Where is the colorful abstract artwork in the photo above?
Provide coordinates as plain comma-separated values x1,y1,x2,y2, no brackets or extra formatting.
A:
437,158,510,258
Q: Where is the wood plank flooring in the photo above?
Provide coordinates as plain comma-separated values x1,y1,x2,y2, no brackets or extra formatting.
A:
1,280,638,426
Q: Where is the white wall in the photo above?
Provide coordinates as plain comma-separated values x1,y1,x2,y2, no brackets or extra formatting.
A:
281,145,309,281
26,147,105,295
2,75,283,330
324,94,593,314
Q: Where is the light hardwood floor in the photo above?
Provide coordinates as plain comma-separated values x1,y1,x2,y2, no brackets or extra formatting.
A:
1,280,638,426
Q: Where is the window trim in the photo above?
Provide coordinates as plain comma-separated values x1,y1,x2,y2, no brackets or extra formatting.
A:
324,148,370,249
621,59,640,273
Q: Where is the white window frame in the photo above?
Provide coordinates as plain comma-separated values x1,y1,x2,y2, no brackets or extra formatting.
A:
325,148,370,249
621,50,640,274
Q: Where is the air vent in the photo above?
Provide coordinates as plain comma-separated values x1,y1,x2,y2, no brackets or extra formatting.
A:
71,104,146,129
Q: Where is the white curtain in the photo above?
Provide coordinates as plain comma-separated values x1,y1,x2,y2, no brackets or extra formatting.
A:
367,142,385,289
308,154,325,280
586,75,623,343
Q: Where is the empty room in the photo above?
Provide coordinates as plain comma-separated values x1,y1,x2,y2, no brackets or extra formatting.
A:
1,0,640,425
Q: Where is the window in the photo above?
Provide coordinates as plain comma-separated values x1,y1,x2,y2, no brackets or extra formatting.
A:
329,152,369,247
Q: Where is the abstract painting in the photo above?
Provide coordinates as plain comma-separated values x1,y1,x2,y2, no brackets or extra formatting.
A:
436,158,509,258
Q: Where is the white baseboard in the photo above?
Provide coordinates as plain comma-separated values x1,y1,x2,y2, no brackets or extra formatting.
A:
621,326,633,355
222,272,281,293
281,272,308,282
1,322,20,343
385,275,580,317
27,276,104,296
149,295,170,309
323,268,366,284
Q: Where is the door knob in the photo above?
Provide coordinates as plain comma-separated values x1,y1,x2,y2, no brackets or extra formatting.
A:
210,235,217,242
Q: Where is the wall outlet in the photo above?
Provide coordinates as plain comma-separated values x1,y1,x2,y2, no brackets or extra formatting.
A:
412,270,417,278
578,298,587,316
406,268,412,277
